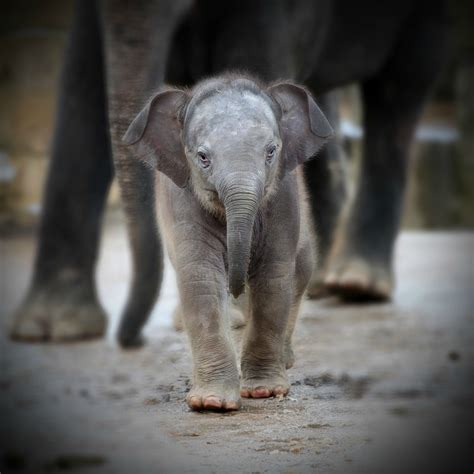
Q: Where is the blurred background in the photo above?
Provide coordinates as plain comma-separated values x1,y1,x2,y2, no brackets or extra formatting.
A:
1,3,473,472
1,0,473,231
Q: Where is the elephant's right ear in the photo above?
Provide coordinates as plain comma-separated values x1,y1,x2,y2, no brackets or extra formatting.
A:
123,89,189,188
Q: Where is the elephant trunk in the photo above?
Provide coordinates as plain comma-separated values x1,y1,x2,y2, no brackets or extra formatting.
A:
218,172,263,299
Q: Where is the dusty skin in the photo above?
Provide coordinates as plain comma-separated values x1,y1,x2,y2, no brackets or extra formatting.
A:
1,211,473,473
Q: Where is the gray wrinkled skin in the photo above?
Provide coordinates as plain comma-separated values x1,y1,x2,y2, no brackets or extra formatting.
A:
125,74,333,410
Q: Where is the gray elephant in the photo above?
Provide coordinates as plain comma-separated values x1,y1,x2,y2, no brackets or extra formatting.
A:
124,74,333,410
10,0,447,344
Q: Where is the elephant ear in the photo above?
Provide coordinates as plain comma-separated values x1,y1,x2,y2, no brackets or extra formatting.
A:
268,83,334,172
123,89,189,188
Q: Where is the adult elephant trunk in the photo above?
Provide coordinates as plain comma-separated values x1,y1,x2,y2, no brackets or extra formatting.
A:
218,172,264,299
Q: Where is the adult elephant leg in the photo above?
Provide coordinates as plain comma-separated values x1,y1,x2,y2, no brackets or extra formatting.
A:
304,91,348,298
324,7,447,300
102,0,189,347
11,0,112,341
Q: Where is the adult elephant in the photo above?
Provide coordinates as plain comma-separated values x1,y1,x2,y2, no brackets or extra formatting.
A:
10,0,447,344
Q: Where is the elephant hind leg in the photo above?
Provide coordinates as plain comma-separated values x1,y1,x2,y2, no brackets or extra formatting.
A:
323,6,447,301
284,240,313,369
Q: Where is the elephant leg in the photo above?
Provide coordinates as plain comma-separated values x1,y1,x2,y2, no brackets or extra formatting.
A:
173,232,240,411
172,297,246,333
240,264,294,398
324,11,447,300
303,90,348,298
101,0,189,347
284,241,313,369
11,0,112,342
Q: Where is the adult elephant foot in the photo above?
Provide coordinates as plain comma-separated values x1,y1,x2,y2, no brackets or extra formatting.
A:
322,236,393,301
10,277,107,342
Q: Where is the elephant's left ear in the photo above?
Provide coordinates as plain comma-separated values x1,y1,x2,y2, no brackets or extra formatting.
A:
123,89,189,188
268,83,334,172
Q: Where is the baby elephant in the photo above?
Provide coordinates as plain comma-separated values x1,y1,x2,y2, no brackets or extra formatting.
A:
124,74,333,411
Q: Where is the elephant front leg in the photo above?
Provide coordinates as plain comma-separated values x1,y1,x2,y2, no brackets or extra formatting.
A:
178,268,240,411
11,0,111,342
240,268,293,398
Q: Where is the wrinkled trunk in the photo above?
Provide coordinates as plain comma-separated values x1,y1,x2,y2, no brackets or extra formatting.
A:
218,173,263,298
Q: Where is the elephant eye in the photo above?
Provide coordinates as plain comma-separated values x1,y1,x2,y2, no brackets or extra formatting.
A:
197,151,210,169
266,145,277,163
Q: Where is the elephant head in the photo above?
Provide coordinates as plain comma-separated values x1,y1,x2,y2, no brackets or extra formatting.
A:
123,75,333,298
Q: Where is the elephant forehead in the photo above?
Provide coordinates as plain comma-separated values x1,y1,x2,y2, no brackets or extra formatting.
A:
205,125,275,156
186,90,278,142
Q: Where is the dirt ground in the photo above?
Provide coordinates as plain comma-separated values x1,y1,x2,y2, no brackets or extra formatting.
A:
1,212,473,473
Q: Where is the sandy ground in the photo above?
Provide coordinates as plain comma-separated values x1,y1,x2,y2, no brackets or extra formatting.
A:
1,212,473,473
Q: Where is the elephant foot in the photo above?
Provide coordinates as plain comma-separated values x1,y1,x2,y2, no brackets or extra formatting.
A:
240,378,289,398
117,332,145,349
10,280,107,342
324,253,393,301
186,381,241,411
240,364,290,398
